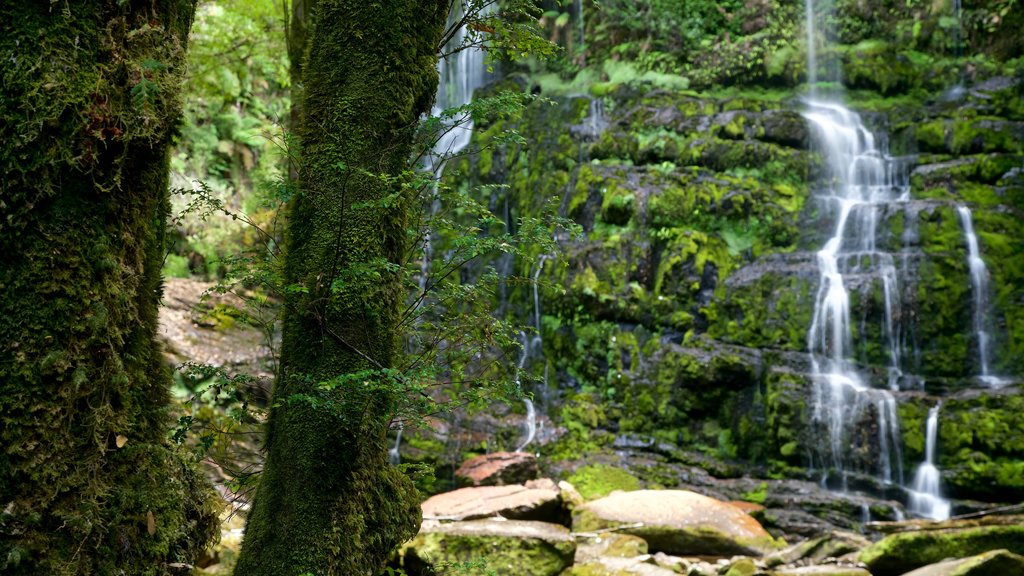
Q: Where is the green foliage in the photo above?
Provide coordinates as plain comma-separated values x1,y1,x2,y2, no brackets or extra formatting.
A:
168,0,291,277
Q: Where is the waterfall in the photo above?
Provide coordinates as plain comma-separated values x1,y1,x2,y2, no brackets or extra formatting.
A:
388,421,404,466
907,404,951,520
574,0,585,55
420,3,493,294
956,206,1004,387
514,330,538,452
803,100,909,485
516,398,537,452
514,256,549,453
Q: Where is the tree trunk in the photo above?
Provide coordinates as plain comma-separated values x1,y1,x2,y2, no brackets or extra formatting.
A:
234,0,448,574
0,2,219,575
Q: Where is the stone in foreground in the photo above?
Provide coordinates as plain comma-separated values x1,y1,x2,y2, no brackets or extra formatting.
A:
769,566,871,576
402,519,575,576
858,522,1024,576
574,489,781,556
420,480,561,522
563,556,680,575
900,548,1024,576
456,451,540,486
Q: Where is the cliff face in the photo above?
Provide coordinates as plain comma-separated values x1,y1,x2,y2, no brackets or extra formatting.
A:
435,0,1024,513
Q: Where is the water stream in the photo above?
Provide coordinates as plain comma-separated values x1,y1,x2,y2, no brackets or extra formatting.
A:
907,404,951,520
956,206,1003,386
398,3,491,464
803,100,907,486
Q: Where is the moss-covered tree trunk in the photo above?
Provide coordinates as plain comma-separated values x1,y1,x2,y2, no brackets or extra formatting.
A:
0,2,219,574
234,1,447,574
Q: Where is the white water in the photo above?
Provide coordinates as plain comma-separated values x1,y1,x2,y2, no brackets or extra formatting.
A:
956,206,1004,386
516,398,537,452
514,255,550,452
804,100,908,485
388,421,404,466
907,404,951,520
420,3,493,294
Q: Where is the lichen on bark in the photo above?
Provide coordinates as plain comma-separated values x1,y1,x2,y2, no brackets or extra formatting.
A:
233,1,449,574
0,2,219,574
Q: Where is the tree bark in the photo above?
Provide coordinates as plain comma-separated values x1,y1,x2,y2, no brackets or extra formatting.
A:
234,0,448,574
0,2,219,574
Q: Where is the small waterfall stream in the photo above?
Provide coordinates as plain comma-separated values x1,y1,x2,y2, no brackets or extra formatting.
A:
907,404,951,520
956,206,1003,386
515,255,549,452
398,3,491,465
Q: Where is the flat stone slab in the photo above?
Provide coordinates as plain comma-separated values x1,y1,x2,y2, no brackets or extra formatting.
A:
859,522,1024,576
564,556,680,575
770,566,872,576
574,489,781,557
421,480,561,522
403,519,575,576
901,549,1024,576
456,451,540,486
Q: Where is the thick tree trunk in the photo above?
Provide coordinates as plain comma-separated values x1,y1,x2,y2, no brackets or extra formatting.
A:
234,0,448,574
0,2,219,574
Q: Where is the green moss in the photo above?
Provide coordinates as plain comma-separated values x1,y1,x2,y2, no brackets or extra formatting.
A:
233,1,446,573
0,3,220,573
859,524,1024,576
403,523,575,576
567,464,643,500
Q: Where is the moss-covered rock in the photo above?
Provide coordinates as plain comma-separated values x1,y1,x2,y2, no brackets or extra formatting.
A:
402,519,575,576
859,522,1024,576
901,549,1024,576
574,490,782,556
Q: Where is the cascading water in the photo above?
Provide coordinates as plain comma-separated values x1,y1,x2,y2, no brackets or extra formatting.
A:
398,3,491,464
803,101,907,486
956,206,1003,387
804,0,907,486
389,422,404,466
907,404,951,520
419,3,494,294
514,255,549,452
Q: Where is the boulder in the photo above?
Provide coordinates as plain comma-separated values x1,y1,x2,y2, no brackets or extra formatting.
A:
764,531,870,567
456,451,540,486
563,556,680,576
900,549,1024,576
402,519,575,576
421,481,561,523
574,533,649,562
769,567,871,576
574,490,781,557
858,523,1024,576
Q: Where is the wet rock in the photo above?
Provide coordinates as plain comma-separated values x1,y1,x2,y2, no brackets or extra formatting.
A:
564,556,680,575
724,557,758,576
421,482,562,523
574,533,649,563
402,519,575,576
858,520,1024,575
560,480,586,509
574,490,781,557
760,110,809,148
764,531,870,567
901,549,1024,576
769,566,871,576
455,451,540,486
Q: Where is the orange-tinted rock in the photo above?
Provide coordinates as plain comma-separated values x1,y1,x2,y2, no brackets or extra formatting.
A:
455,451,540,486
574,490,781,557
421,483,561,523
